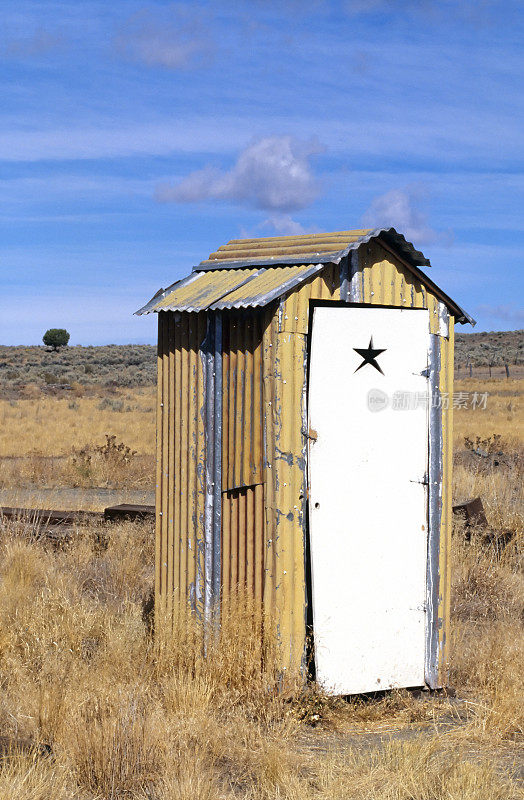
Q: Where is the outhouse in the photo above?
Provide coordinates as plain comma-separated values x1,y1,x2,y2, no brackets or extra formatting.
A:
137,228,474,695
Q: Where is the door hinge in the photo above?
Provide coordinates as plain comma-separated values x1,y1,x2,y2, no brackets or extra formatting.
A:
302,427,318,442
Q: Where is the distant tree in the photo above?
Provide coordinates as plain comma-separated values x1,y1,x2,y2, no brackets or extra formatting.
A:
43,328,70,351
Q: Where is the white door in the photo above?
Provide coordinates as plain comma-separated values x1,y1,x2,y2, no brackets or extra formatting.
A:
308,306,430,695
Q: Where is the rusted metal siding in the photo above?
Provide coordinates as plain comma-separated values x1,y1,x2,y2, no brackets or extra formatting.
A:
156,307,267,629
221,311,265,491
260,263,340,671
221,484,265,604
155,311,207,621
219,311,266,615
202,313,223,622
359,238,431,314
280,264,340,333
262,314,311,673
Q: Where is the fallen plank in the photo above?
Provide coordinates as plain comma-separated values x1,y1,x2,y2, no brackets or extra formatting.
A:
0,506,103,525
0,504,155,530
452,497,514,548
104,503,155,522
452,497,488,529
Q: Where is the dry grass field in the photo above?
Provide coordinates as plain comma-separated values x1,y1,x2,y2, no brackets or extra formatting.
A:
0,369,521,798
0,387,155,498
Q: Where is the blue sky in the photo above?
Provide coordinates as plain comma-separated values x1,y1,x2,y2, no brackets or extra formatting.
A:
1,0,523,345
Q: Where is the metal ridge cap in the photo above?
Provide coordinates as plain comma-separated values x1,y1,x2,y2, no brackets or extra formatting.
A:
192,249,346,271
377,228,431,268
336,227,431,268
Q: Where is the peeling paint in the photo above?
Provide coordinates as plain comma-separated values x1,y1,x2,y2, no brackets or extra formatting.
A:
349,248,361,303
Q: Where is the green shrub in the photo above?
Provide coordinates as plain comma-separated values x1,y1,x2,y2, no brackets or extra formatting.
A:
43,328,70,351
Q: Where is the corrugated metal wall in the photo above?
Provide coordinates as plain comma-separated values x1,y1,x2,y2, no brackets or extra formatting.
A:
220,310,266,606
155,241,455,683
221,311,264,490
261,314,310,672
221,484,265,602
156,311,207,621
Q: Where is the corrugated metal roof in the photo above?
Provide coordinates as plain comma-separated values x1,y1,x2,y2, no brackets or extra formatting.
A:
211,263,325,310
135,227,474,324
145,268,260,313
136,264,324,314
196,227,431,270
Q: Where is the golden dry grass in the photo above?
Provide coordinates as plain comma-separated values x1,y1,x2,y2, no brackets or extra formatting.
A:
0,519,521,798
453,377,522,448
0,387,156,490
0,377,521,797
0,386,156,457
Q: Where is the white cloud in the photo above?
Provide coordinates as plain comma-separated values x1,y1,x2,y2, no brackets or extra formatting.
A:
116,5,212,70
237,214,319,239
156,136,324,212
261,215,309,235
360,185,448,246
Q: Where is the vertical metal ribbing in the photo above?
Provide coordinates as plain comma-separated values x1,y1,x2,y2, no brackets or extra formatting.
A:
213,312,223,613
426,333,442,689
339,256,350,302
160,314,170,609
202,315,216,626
154,313,164,607
349,248,362,302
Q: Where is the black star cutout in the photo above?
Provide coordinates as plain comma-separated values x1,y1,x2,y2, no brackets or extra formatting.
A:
353,336,386,375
